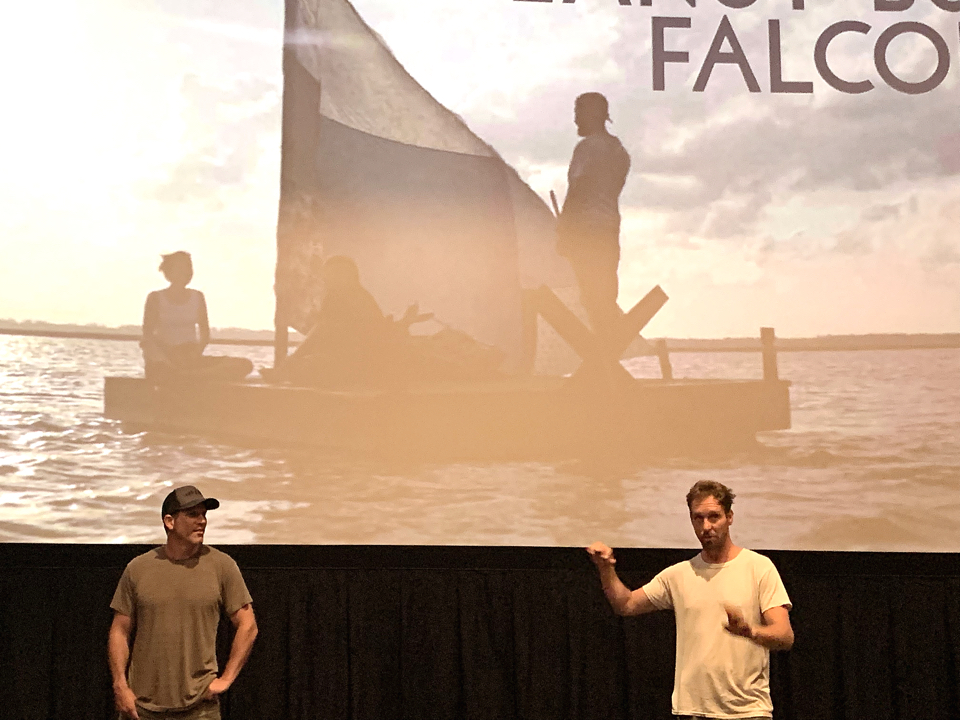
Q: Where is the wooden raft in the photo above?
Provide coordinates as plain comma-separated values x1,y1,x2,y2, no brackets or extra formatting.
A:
103,287,790,459
104,374,789,460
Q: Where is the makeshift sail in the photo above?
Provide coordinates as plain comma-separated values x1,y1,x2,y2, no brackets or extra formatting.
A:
275,0,573,364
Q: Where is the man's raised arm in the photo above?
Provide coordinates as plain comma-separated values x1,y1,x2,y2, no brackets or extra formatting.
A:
586,542,657,616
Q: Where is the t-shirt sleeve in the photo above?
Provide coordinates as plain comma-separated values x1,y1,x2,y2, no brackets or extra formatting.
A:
757,557,792,613
567,142,585,185
641,567,675,611
110,566,136,618
569,138,602,184
220,556,254,616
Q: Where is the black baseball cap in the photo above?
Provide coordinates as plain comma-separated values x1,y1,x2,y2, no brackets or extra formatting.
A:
161,486,220,517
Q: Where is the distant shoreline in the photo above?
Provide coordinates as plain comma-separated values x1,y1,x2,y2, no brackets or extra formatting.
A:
1,325,956,353
0,327,282,347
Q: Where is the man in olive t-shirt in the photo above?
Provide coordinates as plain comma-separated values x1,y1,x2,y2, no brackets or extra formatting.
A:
108,486,258,720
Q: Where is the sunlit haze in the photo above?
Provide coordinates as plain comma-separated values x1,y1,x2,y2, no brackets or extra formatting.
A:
1,0,957,338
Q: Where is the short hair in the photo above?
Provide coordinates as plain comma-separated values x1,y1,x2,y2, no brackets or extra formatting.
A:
159,251,192,278
575,92,610,121
322,255,360,283
686,481,735,514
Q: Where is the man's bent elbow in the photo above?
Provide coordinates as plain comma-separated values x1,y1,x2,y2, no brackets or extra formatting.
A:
769,628,794,651
604,591,632,616
611,597,648,617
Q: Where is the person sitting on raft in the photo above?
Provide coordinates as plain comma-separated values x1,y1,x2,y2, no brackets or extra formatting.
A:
141,251,254,382
267,255,431,387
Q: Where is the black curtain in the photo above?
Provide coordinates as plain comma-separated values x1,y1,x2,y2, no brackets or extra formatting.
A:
1,545,957,720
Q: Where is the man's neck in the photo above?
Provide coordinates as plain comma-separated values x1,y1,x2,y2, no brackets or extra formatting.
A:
164,538,202,561
700,542,741,565
581,127,609,138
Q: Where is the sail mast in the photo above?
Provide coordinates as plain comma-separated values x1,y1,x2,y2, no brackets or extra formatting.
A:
274,0,302,366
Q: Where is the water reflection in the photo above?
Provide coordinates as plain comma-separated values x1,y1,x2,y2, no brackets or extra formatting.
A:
0,335,958,551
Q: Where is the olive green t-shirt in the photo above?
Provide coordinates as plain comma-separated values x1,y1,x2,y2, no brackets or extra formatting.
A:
110,545,253,712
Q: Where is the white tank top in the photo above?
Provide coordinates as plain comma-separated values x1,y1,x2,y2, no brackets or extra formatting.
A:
155,289,201,346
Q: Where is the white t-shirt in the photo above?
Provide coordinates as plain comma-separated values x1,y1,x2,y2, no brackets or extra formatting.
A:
642,548,792,719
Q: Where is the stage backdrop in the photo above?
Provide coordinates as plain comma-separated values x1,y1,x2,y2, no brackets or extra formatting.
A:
1,544,958,720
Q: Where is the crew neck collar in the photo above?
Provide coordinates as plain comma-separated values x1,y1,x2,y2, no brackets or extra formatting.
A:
697,546,744,567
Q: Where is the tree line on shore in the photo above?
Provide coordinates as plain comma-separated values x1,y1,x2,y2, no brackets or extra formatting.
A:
1,319,956,352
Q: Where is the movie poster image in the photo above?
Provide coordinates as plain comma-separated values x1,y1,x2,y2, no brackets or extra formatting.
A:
0,0,957,551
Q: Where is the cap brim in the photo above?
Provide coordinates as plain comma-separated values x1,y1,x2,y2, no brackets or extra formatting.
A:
177,497,220,512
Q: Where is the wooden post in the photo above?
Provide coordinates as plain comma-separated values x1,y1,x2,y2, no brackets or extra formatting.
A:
274,0,301,371
519,288,539,374
274,304,289,368
761,327,778,381
655,339,673,380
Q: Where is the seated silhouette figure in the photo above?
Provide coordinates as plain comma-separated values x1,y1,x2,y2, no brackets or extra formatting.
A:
140,251,253,383
267,256,503,388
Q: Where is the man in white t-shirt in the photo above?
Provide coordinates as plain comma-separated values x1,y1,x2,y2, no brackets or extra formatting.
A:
586,481,794,720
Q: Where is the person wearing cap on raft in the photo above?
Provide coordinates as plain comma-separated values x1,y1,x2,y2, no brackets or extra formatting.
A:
556,92,631,349
108,486,258,720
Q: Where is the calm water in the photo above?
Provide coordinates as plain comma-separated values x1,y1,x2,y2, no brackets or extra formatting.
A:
0,335,957,552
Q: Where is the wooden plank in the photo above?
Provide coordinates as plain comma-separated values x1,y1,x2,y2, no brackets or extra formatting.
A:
533,285,601,362
533,286,633,383
534,285,668,385
761,326,778,381
614,285,668,356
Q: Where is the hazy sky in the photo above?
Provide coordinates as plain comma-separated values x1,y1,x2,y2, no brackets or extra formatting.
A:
1,0,957,338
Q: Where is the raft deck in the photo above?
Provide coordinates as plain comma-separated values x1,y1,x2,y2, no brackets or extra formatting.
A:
103,375,790,460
